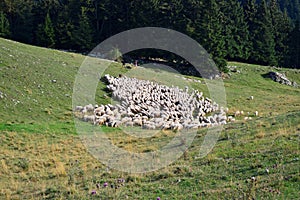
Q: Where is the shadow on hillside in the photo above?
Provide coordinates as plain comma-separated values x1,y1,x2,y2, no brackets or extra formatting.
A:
261,72,271,79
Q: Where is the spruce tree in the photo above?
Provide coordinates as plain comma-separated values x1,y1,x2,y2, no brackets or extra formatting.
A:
243,0,257,63
6,0,34,44
286,21,300,68
199,0,227,72
72,7,93,52
44,12,55,48
269,0,292,66
221,0,250,61
252,0,277,66
36,12,55,48
0,11,10,38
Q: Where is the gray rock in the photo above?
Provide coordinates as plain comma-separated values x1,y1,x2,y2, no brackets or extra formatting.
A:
268,71,297,87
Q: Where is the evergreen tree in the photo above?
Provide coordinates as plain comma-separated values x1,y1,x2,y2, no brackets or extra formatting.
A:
243,0,257,63
199,0,227,71
252,0,277,65
72,7,93,52
269,0,292,66
44,12,55,48
221,0,250,61
279,0,300,22
4,0,34,44
36,12,55,48
286,21,300,68
0,11,10,37
55,0,81,50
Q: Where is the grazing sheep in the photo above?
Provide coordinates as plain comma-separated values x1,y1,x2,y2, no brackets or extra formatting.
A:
85,104,94,112
83,115,95,123
94,117,106,125
81,108,87,114
76,74,228,130
75,106,83,111
244,117,252,121
133,118,143,126
234,111,241,117
227,116,235,122
125,121,134,127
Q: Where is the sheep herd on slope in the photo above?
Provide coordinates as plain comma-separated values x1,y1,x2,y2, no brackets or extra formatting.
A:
75,74,227,131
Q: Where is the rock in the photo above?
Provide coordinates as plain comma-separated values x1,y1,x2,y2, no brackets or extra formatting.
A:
268,71,297,87
292,81,298,87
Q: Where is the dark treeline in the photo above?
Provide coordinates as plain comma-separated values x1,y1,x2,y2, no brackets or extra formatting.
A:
0,0,300,70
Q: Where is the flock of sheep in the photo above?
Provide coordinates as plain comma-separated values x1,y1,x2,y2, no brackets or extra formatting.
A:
75,74,227,130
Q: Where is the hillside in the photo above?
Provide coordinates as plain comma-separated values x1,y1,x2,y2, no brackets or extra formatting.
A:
0,38,299,199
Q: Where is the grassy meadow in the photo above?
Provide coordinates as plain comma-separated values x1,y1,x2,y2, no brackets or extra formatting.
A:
0,38,299,199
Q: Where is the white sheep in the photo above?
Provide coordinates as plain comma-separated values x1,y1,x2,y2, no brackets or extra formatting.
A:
77,74,228,130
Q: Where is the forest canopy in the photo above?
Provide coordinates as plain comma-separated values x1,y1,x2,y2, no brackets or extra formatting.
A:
0,0,299,70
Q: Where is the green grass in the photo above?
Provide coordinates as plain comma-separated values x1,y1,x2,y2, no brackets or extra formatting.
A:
0,37,300,199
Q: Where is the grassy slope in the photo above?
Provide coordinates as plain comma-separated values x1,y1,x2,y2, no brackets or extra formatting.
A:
0,38,299,199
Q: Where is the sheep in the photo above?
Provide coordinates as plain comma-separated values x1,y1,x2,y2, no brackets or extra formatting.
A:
125,121,134,127
133,118,143,126
75,106,83,112
77,74,228,129
81,108,87,114
83,115,95,123
227,116,235,122
143,123,156,130
121,117,132,124
172,123,183,131
234,111,241,117
94,117,106,125
105,110,114,116
248,96,254,100
161,122,171,130
94,106,105,116
244,117,252,121
85,104,94,112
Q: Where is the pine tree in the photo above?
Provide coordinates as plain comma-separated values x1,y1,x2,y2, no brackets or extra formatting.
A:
0,11,10,37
